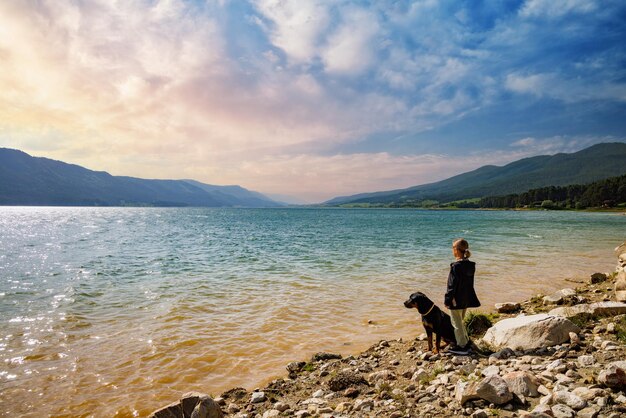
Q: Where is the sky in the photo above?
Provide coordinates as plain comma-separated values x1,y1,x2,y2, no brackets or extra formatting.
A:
1,0,625,203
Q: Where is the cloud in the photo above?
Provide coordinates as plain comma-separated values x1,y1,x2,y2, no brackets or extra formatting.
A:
509,135,623,155
252,0,332,65
505,71,626,102
321,6,380,74
520,0,598,18
511,137,536,147
0,0,625,201
505,73,550,96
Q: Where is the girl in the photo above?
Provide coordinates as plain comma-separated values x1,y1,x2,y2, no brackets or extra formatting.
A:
444,238,481,355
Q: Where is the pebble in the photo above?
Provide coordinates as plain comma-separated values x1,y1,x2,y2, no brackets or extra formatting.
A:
481,365,500,377
601,340,617,349
460,363,477,375
552,390,586,410
530,404,553,415
551,403,575,418
495,302,520,313
353,398,374,412
577,407,600,418
302,398,326,406
538,385,551,396
343,387,359,398
547,360,567,373
576,407,599,418
571,387,602,401
369,370,396,382
471,409,489,418
540,370,555,381
251,391,266,403
273,402,289,412
577,355,595,367
555,373,574,384
334,402,351,413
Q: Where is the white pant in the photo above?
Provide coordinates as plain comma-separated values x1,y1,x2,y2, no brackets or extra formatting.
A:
449,308,469,347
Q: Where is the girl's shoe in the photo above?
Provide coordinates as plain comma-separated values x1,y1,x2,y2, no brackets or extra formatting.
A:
447,345,471,355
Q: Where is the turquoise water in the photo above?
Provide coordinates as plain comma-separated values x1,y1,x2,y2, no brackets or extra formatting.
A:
0,207,623,417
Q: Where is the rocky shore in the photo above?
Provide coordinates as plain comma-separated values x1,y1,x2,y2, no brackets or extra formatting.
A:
150,244,626,418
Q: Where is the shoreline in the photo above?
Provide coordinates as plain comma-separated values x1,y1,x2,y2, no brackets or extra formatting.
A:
152,256,612,405
1,205,625,214
149,245,626,418
328,206,626,213
245,273,594,391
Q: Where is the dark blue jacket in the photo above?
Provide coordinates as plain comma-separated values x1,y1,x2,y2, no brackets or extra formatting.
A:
444,259,481,309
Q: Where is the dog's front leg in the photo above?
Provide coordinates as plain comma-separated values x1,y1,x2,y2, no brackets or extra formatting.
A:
434,333,442,354
426,329,433,352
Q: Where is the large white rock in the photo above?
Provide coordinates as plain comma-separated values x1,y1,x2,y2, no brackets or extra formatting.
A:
481,314,580,350
549,301,626,318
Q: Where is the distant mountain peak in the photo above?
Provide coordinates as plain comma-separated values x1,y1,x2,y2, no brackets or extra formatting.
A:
0,148,284,207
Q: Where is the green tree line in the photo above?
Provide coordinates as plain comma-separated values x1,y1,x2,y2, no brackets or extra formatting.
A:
477,174,626,209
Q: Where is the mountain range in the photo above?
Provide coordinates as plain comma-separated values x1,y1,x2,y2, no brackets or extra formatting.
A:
3,143,626,207
325,142,626,206
0,148,283,207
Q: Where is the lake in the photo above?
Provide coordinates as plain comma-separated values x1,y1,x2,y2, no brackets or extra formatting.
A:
0,207,623,417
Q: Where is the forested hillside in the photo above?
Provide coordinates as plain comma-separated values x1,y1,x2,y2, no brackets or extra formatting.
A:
326,143,626,206
477,174,626,209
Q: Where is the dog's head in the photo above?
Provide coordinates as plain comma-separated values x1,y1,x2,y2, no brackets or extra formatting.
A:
403,291,432,313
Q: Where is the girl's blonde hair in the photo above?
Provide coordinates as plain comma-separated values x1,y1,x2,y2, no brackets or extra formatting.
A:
453,238,471,259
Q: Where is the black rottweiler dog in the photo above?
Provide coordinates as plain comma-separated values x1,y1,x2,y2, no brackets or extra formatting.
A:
404,291,456,353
